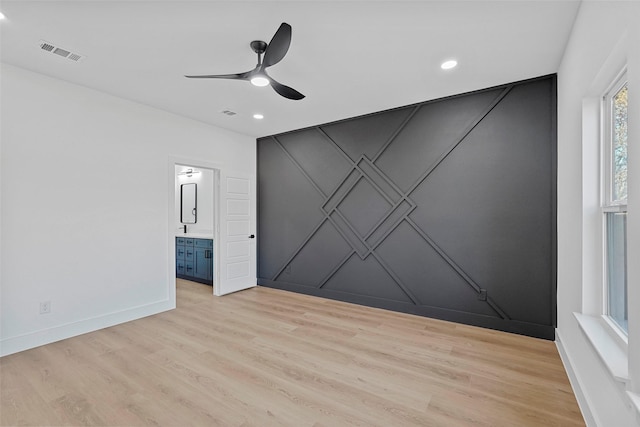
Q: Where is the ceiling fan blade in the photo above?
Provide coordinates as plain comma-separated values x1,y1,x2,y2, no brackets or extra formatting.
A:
263,23,292,68
269,77,305,100
185,70,253,80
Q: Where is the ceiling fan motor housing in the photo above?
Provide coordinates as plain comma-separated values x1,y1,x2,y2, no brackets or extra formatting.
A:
250,40,267,55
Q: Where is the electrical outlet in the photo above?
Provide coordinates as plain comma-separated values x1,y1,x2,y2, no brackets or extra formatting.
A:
40,301,51,314
285,265,291,274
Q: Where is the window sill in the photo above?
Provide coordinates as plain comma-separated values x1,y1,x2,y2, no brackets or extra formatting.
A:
573,312,629,384
627,391,640,419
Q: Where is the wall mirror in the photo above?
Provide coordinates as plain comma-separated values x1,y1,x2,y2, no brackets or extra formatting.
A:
181,183,197,224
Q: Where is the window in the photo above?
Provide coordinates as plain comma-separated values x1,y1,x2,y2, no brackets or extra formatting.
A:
602,71,628,334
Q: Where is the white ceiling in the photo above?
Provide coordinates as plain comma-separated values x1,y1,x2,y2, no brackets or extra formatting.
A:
0,1,581,138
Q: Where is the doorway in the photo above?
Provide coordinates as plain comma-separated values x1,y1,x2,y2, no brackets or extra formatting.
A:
169,158,257,299
173,162,219,296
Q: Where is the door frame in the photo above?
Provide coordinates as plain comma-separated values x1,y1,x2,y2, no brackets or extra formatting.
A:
168,157,222,297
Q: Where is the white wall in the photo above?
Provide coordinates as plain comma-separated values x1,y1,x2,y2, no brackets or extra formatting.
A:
0,63,255,356
557,1,640,426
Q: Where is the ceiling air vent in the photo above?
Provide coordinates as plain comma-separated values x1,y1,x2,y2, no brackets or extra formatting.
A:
221,110,237,116
40,42,55,52
53,47,71,58
39,40,85,63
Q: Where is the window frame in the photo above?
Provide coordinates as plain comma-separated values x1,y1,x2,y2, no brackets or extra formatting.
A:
601,68,628,337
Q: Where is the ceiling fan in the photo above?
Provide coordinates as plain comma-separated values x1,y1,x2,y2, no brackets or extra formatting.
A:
185,22,305,100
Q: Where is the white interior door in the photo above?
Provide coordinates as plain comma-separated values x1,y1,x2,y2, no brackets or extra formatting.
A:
217,171,256,295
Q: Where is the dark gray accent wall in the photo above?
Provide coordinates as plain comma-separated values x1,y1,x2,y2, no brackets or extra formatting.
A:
257,75,557,340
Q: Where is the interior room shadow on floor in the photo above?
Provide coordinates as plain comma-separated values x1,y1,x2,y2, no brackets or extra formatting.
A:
175,278,213,308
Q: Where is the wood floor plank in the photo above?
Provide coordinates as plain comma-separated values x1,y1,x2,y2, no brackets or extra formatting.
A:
1,279,585,426
0,358,64,426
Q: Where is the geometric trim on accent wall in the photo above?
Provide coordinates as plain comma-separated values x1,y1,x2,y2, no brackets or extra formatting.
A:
269,85,514,320
259,75,557,339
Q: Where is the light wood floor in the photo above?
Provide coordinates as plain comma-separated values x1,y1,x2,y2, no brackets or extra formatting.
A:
1,279,584,426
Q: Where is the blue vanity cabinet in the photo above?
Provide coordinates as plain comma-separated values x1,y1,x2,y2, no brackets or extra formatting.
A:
193,239,213,283
176,238,186,277
184,241,195,277
176,237,213,285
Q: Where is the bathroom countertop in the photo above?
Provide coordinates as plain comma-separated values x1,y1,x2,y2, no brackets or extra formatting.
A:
175,233,214,239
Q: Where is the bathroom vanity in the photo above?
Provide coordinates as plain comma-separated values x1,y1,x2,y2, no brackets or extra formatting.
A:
176,236,213,285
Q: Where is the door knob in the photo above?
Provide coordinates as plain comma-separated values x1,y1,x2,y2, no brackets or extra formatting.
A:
249,234,255,239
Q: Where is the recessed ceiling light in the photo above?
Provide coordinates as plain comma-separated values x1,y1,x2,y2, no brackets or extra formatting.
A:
441,60,458,70
0,12,6,20
253,113,264,120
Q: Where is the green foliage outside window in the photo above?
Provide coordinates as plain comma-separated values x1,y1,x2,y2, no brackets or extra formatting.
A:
613,84,627,202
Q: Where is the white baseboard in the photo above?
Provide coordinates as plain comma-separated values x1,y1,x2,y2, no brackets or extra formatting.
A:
0,299,174,357
556,329,599,427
